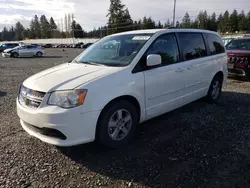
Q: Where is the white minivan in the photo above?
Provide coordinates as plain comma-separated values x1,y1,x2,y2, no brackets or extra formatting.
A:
17,29,227,148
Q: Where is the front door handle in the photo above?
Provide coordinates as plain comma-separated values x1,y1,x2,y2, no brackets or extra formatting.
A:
175,68,184,72
186,65,195,70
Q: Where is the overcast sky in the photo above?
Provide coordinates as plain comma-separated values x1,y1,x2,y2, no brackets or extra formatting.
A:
0,0,249,31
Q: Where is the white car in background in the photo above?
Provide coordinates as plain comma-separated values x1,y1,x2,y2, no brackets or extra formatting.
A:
2,44,44,58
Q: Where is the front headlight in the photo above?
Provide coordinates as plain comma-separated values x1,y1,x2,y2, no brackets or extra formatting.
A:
48,89,87,108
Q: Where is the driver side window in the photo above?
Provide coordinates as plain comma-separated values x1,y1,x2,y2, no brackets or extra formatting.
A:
146,34,180,65
134,33,180,72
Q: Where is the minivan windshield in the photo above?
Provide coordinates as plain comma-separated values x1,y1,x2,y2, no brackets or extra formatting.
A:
74,33,153,66
226,39,250,51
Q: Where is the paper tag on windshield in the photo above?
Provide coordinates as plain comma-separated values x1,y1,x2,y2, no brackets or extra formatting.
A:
132,36,151,40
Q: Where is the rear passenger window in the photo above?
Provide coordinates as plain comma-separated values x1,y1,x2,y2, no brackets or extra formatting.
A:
178,33,207,60
205,33,225,55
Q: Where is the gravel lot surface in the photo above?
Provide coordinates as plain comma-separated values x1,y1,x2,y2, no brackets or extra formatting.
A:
1,49,250,188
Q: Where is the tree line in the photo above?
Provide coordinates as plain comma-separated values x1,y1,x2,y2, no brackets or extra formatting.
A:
0,14,87,41
93,0,250,36
1,0,250,41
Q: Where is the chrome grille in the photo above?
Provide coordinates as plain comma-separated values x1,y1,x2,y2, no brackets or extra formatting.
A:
228,55,250,65
19,85,46,109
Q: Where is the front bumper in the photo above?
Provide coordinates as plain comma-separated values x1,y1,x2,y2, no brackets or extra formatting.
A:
16,98,101,147
228,68,248,77
2,52,11,58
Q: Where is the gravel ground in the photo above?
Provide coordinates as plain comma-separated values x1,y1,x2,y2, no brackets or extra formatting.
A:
1,49,250,188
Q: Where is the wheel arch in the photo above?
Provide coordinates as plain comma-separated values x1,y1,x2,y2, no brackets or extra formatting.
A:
214,71,224,81
95,95,141,138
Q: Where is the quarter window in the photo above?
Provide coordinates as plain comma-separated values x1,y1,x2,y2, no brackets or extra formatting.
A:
205,33,225,55
178,33,207,60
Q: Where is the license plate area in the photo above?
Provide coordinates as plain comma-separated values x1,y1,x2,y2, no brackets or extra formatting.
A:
227,63,234,69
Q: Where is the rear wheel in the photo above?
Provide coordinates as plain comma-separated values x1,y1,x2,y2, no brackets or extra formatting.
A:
36,51,43,57
11,52,19,58
206,75,223,103
96,100,138,148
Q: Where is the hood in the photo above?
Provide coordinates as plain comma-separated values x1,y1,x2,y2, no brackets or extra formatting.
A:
3,48,14,53
227,50,250,56
23,63,122,92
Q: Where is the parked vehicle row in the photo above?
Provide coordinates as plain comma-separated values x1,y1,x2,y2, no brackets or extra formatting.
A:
52,42,94,49
0,42,94,58
16,28,227,148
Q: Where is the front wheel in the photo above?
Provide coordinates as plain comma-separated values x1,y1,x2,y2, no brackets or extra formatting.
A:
206,75,223,103
96,100,138,148
36,51,43,57
11,52,19,58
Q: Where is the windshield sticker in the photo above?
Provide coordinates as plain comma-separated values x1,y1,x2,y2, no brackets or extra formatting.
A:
132,36,151,40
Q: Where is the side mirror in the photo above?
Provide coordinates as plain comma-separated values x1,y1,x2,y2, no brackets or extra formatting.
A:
146,54,162,67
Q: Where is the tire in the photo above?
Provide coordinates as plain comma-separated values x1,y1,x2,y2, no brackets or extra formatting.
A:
96,100,138,148
206,75,223,103
11,52,19,58
36,52,43,57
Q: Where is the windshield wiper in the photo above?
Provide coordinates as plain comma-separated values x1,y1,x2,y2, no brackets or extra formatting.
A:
81,61,107,66
70,59,79,63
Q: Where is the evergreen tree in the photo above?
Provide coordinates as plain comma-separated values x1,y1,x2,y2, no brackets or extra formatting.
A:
222,10,230,32
49,17,58,38
217,13,223,32
209,12,217,31
247,11,250,31
197,11,208,29
145,17,156,29
191,20,198,28
137,19,142,30
238,11,247,31
9,26,15,40
22,29,31,39
229,9,239,32
49,17,57,30
157,21,163,28
31,15,41,38
164,19,171,28
107,0,133,34
133,21,139,30
75,23,84,38
29,19,35,39
182,12,191,28
175,21,180,28
2,27,9,41
71,20,77,37
14,22,25,40
40,15,50,38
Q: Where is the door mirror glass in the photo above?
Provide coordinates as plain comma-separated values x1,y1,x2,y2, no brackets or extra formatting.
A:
146,54,162,67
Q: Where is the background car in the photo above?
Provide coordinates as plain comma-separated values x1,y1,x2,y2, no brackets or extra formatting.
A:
80,43,93,49
0,43,21,53
226,37,250,77
42,44,52,48
222,37,234,46
73,42,84,48
2,44,44,58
